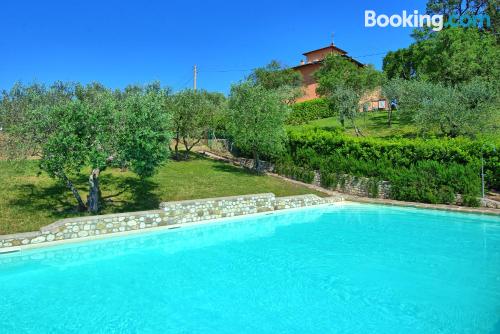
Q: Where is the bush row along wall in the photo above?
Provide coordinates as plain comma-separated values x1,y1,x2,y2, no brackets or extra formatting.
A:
0,193,341,249
282,129,500,206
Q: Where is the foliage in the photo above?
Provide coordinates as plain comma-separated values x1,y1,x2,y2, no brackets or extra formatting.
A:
383,78,499,137
170,89,226,159
389,161,480,206
248,60,303,104
283,128,498,202
227,81,289,170
275,158,315,184
315,54,382,97
114,83,172,178
383,28,500,85
314,54,383,133
424,0,499,39
1,82,172,213
286,98,333,125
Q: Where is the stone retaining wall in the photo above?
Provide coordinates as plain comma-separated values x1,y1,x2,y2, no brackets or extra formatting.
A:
204,152,389,199
236,158,275,173
313,172,391,199
0,193,341,250
203,152,497,209
481,198,500,209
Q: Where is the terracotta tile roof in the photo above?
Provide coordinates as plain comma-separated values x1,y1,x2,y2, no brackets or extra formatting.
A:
302,44,347,56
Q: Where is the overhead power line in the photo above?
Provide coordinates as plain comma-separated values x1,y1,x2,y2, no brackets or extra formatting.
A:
198,68,254,73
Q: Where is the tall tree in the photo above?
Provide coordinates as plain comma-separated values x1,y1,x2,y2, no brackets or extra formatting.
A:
227,81,288,170
384,28,500,85
425,0,499,39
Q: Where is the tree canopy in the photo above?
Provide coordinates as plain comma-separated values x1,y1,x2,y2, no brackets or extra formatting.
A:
424,0,499,38
314,54,383,133
1,82,172,213
248,60,303,104
382,78,499,137
227,81,289,170
170,89,226,160
384,28,500,85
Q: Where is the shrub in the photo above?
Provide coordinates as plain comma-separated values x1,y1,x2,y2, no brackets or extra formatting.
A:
275,160,315,184
388,161,480,205
280,128,493,206
287,128,499,191
287,98,333,125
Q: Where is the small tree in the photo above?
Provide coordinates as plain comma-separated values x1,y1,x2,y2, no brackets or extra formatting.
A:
2,82,172,213
331,86,364,136
170,90,225,160
315,54,382,135
227,81,288,170
381,77,406,126
385,78,499,137
248,60,303,104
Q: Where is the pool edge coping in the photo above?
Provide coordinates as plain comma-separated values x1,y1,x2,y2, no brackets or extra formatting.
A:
345,196,500,216
0,202,351,254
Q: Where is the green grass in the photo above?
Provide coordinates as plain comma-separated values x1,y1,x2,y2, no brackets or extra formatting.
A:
288,111,419,139
0,156,324,235
288,110,500,142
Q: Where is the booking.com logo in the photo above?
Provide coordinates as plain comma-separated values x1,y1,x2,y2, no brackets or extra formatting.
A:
365,10,491,31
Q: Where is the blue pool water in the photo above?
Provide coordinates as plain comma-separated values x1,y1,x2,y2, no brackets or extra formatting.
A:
0,204,499,333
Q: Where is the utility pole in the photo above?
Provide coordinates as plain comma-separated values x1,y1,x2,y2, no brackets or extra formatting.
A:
193,64,197,91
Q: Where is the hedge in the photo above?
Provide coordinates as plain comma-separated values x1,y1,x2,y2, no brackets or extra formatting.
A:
287,128,499,188
274,160,315,184
287,98,333,125
281,128,499,206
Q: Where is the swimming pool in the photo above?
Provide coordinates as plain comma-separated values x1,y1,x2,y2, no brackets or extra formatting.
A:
0,203,499,333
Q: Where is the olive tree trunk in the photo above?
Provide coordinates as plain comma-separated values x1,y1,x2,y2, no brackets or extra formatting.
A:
182,137,202,160
61,173,87,212
87,168,101,214
253,150,261,172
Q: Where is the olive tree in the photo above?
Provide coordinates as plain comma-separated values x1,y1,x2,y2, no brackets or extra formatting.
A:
1,81,172,213
248,60,303,104
170,89,226,160
383,78,499,137
227,81,289,170
315,54,383,135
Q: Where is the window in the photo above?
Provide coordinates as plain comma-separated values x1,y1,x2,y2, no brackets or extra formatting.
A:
378,100,386,110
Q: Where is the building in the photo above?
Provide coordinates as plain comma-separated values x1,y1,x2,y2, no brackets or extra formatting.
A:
292,43,388,110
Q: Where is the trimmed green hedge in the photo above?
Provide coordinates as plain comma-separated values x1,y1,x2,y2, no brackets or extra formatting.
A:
275,161,315,184
389,161,480,206
287,98,333,125
282,129,499,206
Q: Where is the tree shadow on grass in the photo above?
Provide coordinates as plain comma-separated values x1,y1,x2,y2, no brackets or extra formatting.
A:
210,162,264,177
8,182,84,221
100,174,161,213
9,172,162,221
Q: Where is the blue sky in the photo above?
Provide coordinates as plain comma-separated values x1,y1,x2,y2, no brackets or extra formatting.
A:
0,0,427,94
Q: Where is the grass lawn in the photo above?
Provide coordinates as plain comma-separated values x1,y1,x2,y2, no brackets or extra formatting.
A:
288,111,418,139
0,156,324,235
288,110,500,142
